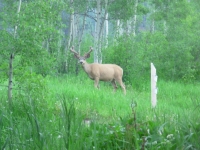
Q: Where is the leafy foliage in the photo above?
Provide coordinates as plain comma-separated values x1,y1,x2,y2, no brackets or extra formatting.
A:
0,0,200,149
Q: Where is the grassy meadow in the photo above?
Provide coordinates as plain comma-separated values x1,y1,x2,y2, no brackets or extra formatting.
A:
0,75,200,149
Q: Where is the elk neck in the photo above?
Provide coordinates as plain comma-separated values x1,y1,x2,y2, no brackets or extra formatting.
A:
81,61,91,74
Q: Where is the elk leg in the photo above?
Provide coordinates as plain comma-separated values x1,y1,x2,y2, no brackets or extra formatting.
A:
116,78,126,95
111,80,117,92
94,77,100,89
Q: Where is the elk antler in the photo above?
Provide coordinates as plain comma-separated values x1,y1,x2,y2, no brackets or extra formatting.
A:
84,47,93,58
70,46,80,58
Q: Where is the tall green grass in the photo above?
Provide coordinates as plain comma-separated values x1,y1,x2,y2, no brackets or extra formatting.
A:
0,75,199,149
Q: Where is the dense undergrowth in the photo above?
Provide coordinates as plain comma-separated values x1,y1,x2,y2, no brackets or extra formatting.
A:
0,75,200,149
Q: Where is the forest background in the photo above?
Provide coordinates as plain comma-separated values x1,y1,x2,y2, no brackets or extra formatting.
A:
0,0,200,149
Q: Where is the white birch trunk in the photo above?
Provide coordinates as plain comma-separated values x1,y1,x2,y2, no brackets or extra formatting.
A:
151,19,155,33
94,0,101,63
74,14,78,47
151,9,155,33
99,21,104,64
13,0,22,38
132,0,138,36
105,0,108,48
126,20,131,35
117,20,123,37
116,20,120,38
57,28,62,55
77,13,87,54
94,9,98,63
64,0,74,72
105,13,108,45
8,0,22,105
67,0,74,50
98,8,108,64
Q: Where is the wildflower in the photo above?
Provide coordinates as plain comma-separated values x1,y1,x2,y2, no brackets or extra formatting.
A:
27,138,33,142
152,141,157,145
147,129,150,134
167,134,173,139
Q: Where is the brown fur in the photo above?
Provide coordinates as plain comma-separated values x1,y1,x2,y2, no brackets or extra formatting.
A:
70,47,126,95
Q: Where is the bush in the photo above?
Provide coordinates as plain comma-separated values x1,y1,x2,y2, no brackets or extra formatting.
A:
104,31,197,87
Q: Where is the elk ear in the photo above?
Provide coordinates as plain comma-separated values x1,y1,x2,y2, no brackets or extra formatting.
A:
84,47,93,59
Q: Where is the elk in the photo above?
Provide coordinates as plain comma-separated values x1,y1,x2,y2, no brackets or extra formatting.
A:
70,47,126,95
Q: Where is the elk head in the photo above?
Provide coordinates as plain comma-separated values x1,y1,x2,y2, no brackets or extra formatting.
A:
70,46,93,65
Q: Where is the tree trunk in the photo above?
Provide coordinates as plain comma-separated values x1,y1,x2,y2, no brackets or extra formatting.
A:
150,3,156,33
74,14,78,46
8,53,14,106
8,0,22,106
126,20,131,35
57,29,62,54
116,20,123,37
64,0,74,73
94,0,101,63
132,0,138,36
13,0,22,38
105,0,108,48
151,9,155,33
98,10,107,64
77,13,87,54
67,0,75,50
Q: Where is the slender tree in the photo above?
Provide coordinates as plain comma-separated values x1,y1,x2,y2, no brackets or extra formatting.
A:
94,0,101,63
132,0,138,36
8,0,22,107
105,0,109,48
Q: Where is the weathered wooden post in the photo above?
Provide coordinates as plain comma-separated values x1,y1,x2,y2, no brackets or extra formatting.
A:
151,63,158,108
